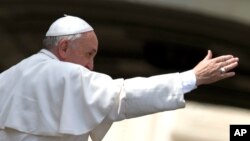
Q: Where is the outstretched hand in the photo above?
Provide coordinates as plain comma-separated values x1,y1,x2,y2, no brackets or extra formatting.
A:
193,50,239,86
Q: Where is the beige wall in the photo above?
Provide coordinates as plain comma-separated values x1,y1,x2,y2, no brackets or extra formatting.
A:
98,101,250,141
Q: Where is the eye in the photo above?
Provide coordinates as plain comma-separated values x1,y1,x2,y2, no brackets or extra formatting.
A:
88,52,93,57
87,51,96,57
86,49,97,58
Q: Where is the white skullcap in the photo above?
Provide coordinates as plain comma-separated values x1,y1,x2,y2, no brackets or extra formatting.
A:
45,15,93,36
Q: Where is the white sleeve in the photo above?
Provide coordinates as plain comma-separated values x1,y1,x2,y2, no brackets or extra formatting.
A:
179,70,197,94
107,73,186,121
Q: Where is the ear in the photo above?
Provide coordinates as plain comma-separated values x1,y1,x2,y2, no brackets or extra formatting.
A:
57,39,69,60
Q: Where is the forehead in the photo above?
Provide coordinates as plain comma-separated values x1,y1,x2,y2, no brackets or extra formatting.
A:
74,31,98,50
80,31,97,42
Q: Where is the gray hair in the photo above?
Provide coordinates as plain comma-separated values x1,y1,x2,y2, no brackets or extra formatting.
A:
43,33,82,49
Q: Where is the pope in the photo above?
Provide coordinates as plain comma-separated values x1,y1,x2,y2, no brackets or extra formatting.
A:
0,15,239,141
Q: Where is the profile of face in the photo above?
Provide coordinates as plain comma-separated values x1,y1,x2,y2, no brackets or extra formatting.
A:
57,31,98,70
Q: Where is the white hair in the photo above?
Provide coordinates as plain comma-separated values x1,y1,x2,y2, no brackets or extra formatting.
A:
43,33,82,49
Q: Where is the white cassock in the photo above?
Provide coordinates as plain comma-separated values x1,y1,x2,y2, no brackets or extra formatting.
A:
0,49,196,141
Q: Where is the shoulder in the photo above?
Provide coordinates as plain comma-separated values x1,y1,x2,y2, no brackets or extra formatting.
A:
18,53,90,80
44,61,89,78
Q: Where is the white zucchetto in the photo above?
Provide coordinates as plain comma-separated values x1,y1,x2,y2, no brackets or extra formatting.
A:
45,15,93,36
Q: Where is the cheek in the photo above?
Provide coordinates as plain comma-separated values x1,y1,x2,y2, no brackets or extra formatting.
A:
66,49,82,63
73,56,87,65
66,50,92,68
65,54,86,66
76,56,90,68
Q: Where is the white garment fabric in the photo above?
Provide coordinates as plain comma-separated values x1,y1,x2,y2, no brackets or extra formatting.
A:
180,70,197,93
0,49,196,141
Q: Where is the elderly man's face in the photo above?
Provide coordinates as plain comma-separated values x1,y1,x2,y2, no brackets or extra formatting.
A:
64,31,98,70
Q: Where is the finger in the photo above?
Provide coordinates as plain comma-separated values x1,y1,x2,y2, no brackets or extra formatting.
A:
216,57,238,71
224,62,238,72
224,57,239,66
203,50,212,61
213,55,234,63
220,71,236,79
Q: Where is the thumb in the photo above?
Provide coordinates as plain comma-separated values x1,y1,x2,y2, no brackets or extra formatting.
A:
203,50,212,61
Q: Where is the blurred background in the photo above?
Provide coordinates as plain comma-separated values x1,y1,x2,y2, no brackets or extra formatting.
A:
0,0,250,141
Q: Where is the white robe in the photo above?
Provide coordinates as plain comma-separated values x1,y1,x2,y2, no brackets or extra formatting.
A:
0,49,191,141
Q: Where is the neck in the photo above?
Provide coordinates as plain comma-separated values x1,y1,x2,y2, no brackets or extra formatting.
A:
46,47,62,61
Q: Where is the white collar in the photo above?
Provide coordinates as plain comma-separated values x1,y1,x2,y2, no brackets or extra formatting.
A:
39,49,59,60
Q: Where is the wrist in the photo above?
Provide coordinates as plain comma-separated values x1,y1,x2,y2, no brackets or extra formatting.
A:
193,69,202,86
